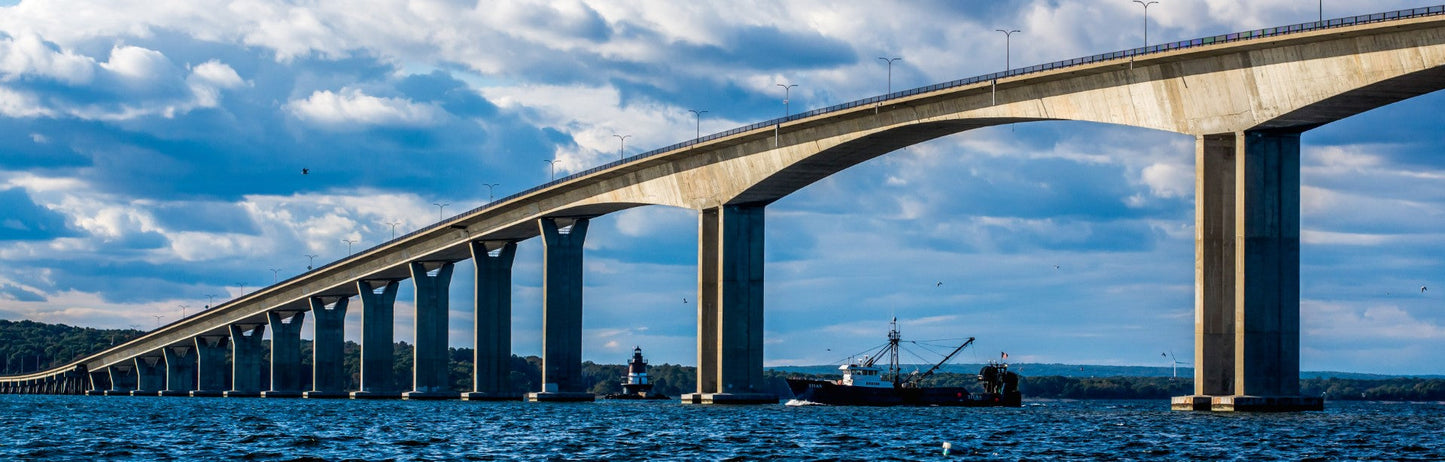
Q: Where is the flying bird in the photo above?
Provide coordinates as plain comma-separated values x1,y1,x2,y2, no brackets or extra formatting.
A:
936,282,943,287
1054,264,1061,270
1423,286,1429,293
302,168,310,175
682,297,688,303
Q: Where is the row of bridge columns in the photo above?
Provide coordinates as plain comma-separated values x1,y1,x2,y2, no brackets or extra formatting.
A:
9,213,775,404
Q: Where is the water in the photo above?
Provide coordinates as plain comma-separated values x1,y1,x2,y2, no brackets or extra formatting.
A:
2,396,1442,460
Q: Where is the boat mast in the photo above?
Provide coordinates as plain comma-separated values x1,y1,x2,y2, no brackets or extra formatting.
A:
888,317,901,386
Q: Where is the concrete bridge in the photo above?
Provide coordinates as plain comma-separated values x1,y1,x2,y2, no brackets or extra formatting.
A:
5,6,1445,410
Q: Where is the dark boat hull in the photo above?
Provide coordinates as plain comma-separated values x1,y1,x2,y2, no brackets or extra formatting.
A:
786,378,1020,407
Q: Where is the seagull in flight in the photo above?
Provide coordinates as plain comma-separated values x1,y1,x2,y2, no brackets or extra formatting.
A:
936,281,943,287
1423,286,1429,293
1053,264,1061,270
302,168,310,175
682,297,688,303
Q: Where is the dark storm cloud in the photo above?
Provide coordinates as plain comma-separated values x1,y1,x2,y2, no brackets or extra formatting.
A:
0,188,77,241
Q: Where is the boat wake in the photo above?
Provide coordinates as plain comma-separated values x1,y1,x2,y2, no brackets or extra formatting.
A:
784,399,823,407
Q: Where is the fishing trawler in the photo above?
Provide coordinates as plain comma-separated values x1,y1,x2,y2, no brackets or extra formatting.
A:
785,318,1021,407
603,346,669,400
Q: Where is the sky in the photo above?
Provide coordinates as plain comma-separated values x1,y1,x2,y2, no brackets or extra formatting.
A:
0,0,1441,375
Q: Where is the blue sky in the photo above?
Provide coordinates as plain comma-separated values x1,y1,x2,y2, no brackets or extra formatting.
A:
1,0,1441,374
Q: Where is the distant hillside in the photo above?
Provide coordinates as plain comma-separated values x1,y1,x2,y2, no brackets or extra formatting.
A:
770,363,1445,379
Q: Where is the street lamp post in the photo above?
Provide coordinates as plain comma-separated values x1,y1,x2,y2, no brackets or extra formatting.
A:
996,29,1021,72
877,57,902,94
152,314,163,328
688,109,707,140
342,239,356,255
304,254,317,271
433,202,450,221
384,220,401,240
179,304,189,319
1133,0,1159,48
776,83,798,117
269,268,281,283
613,134,631,161
482,183,500,203
205,294,216,307
544,159,561,180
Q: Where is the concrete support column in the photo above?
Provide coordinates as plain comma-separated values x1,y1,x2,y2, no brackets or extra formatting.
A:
192,335,229,397
106,365,136,395
133,356,164,395
161,346,196,396
1174,130,1319,412
264,311,306,398
685,204,775,404
405,261,458,400
226,324,266,397
352,280,400,399
464,241,520,401
306,296,350,398
527,217,593,402
86,369,110,395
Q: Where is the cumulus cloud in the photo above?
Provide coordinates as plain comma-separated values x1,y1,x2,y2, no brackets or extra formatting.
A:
0,32,95,84
286,87,446,129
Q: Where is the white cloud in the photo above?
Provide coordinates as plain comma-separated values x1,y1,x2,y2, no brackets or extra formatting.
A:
0,32,95,84
99,45,170,81
286,87,445,129
1140,162,1193,199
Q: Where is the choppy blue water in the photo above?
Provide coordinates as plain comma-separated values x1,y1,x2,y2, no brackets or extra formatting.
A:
1,395,1442,460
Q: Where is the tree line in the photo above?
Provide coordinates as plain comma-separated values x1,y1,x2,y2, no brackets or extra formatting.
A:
5,319,1444,401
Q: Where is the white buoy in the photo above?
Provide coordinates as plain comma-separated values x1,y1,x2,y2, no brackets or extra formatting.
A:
942,442,952,456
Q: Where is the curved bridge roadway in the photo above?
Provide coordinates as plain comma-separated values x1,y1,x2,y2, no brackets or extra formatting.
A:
5,6,1445,409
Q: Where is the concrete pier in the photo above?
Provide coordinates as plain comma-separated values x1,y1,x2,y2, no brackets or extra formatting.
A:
527,217,595,402
264,311,306,398
133,356,164,396
105,365,136,396
684,204,776,405
226,324,266,397
306,296,350,399
463,241,523,401
160,346,196,396
192,335,229,397
404,261,459,400
1173,131,1322,412
352,280,401,399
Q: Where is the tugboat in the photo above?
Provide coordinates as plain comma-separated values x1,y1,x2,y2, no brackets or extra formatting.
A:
785,318,1021,407
603,346,670,400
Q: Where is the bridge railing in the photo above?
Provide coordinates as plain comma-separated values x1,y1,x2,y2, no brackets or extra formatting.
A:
10,4,1443,383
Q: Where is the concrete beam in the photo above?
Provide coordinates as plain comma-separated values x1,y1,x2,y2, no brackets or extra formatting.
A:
1175,130,1318,412
353,280,400,399
161,346,196,396
307,296,350,398
133,356,164,396
405,261,458,400
685,204,775,404
464,241,520,400
528,217,593,402
227,324,266,397
1194,133,1237,396
193,335,230,397
264,311,306,398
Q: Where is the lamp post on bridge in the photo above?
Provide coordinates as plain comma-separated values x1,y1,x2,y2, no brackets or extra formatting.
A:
384,220,402,240
205,294,216,308
269,268,281,283
482,183,500,203
613,134,631,161
1133,0,1159,48
996,29,1021,72
433,202,449,222
342,239,357,256
877,57,902,94
688,109,707,141
179,304,189,319
776,83,798,117
544,159,561,180
304,254,317,271
152,314,163,328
